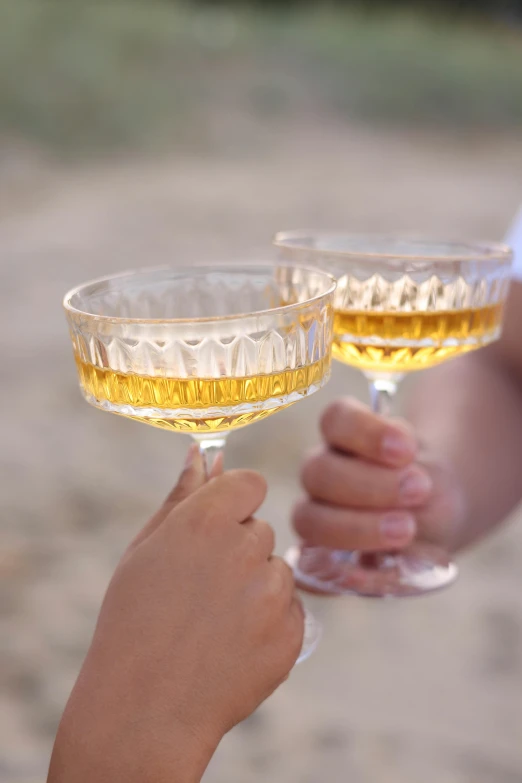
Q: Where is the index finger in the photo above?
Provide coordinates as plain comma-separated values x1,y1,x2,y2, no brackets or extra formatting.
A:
167,469,268,532
320,398,417,467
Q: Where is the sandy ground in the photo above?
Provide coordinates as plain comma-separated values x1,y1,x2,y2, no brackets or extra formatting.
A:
1,117,522,782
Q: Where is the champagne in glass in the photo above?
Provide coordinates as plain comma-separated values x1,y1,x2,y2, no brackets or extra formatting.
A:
64,264,336,659
275,234,513,598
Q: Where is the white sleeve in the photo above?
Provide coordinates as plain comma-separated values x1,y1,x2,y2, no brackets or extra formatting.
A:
507,206,522,281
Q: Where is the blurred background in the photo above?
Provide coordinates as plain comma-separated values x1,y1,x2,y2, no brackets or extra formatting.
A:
1,1,522,781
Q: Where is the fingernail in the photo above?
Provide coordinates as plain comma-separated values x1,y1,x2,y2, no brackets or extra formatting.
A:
381,431,415,463
399,468,433,505
380,512,416,541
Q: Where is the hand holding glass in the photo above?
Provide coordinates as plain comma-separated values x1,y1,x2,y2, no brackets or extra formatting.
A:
275,234,513,597
64,264,336,660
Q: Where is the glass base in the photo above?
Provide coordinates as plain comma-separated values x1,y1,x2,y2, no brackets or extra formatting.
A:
296,608,322,663
286,543,458,598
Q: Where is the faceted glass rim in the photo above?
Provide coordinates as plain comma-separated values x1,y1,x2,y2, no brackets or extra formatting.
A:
274,231,513,265
63,263,337,325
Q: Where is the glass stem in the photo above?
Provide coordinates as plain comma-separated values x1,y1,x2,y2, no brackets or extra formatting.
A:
366,374,402,417
363,373,404,568
191,433,228,478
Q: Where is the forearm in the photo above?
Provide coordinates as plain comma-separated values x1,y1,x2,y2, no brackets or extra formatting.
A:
405,348,522,551
48,721,215,783
47,666,218,783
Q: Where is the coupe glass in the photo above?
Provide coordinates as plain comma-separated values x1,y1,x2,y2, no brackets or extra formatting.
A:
64,263,336,660
274,233,513,598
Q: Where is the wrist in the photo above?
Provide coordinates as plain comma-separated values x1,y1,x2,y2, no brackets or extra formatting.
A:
48,701,221,783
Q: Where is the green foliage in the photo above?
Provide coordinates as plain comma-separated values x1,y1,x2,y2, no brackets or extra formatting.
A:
0,0,521,156
188,0,522,20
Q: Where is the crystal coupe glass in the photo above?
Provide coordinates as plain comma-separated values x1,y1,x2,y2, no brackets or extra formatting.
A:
274,234,513,598
64,263,336,660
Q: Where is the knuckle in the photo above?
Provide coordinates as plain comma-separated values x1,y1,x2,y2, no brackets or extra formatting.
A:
242,519,275,555
253,522,275,553
336,515,368,547
348,514,370,540
259,520,276,554
366,475,395,506
292,499,314,538
300,449,328,494
265,569,284,602
353,464,397,507
242,527,262,555
265,559,293,604
320,398,353,441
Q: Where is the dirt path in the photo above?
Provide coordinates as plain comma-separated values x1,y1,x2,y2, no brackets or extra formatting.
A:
1,118,522,782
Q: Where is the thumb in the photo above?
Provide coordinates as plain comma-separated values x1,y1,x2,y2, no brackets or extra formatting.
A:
128,444,207,551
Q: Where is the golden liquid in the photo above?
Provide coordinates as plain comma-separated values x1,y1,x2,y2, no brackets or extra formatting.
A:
75,355,329,433
333,304,503,373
